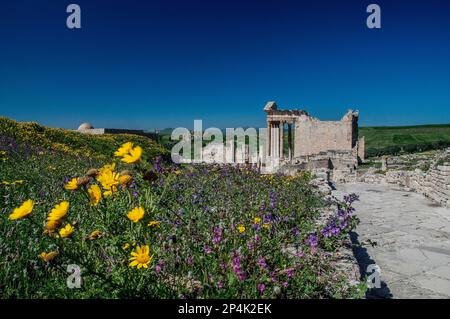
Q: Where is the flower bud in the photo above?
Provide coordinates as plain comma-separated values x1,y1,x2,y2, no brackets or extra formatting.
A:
76,176,91,186
86,169,99,177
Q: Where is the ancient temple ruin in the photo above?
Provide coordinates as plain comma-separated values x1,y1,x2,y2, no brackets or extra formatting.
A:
262,101,365,182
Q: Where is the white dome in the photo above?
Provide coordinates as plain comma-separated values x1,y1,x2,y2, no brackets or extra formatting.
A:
78,123,94,130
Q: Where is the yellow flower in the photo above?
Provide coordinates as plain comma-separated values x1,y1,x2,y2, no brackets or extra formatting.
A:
118,174,133,187
237,225,246,234
121,146,142,164
127,207,145,222
114,142,134,157
39,251,58,262
147,220,160,228
174,169,182,175
122,243,130,250
98,163,116,175
129,245,153,269
64,178,79,190
97,170,119,196
253,217,262,224
47,201,69,222
263,223,270,230
59,224,74,238
87,184,102,206
9,199,34,220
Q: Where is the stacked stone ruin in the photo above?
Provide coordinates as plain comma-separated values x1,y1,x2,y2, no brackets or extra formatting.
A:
262,101,364,181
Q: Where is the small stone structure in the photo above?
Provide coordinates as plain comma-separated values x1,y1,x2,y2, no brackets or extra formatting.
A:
75,123,158,140
262,101,365,182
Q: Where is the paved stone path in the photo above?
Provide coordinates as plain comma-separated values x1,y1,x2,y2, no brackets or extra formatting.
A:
334,183,450,299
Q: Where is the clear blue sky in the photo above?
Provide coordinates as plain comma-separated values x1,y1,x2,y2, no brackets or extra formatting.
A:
1,0,449,130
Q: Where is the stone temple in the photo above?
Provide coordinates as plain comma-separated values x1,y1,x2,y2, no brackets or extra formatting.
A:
262,101,365,182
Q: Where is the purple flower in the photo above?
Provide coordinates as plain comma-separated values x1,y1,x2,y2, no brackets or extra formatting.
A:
257,283,266,293
212,226,222,244
306,233,318,247
285,268,294,278
204,245,213,254
232,253,246,281
217,280,224,289
155,261,164,273
282,281,289,288
257,257,268,269
153,156,164,174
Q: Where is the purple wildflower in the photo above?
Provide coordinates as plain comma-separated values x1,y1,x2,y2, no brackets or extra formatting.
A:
306,233,318,247
257,283,266,293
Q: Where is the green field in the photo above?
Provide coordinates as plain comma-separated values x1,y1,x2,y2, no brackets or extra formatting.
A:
360,124,450,157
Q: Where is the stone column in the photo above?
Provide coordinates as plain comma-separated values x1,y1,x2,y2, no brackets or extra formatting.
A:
279,121,284,159
273,123,277,158
267,121,271,157
288,123,292,159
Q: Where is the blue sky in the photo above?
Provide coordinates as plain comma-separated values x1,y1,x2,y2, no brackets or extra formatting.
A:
0,0,449,130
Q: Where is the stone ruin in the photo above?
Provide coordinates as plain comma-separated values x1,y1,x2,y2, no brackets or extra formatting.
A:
262,101,365,183
358,148,450,208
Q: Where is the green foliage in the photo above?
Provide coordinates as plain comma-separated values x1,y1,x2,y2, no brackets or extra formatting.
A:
360,124,450,158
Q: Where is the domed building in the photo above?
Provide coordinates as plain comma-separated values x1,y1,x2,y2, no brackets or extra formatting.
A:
77,123,94,130
74,122,158,140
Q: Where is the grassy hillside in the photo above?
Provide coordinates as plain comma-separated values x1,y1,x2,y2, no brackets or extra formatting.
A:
360,124,450,158
0,117,168,161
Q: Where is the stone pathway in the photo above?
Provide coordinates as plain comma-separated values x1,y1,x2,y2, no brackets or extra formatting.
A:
334,183,450,299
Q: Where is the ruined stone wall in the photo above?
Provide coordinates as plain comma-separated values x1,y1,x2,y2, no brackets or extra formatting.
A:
358,149,450,208
294,114,355,157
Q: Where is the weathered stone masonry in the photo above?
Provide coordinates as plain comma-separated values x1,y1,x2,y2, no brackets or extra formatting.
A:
263,101,365,182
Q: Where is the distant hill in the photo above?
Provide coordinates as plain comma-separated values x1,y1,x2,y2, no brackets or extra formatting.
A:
360,124,450,157
0,117,168,161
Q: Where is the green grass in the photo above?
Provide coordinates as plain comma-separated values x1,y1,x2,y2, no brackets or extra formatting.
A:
360,124,450,157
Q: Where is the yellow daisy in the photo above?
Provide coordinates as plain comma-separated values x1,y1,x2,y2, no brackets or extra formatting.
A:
121,146,142,164
64,178,79,190
237,225,246,234
59,224,74,238
87,184,102,206
127,207,145,223
114,142,134,157
97,170,119,196
9,199,34,220
129,245,153,269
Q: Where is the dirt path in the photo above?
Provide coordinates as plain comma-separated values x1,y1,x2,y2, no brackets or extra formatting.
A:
333,183,450,299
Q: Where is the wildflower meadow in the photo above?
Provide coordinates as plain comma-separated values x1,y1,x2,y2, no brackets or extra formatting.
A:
0,118,364,298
